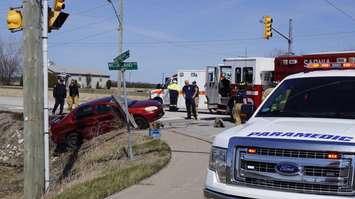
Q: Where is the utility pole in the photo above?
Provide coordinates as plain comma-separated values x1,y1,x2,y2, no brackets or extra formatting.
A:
23,0,45,198
42,0,50,191
117,0,124,95
118,0,133,160
288,19,293,55
261,17,294,55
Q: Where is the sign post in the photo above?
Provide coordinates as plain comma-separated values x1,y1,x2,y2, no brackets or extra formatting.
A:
108,50,138,160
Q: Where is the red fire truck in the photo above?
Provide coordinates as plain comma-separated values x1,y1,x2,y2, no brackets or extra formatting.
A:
274,51,355,82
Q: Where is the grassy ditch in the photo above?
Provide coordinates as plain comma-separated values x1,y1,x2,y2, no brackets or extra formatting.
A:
49,138,171,199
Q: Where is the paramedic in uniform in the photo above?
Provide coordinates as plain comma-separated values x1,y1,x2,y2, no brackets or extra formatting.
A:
182,80,197,120
232,81,248,125
167,79,179,111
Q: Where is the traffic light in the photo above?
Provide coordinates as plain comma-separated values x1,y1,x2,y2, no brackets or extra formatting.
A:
49,0,69,31
54,0,65,11
49,9,69,31
7,9,22,32
264,16,273,40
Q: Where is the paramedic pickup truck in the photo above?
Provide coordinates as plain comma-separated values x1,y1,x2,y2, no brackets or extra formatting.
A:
204,63,355,199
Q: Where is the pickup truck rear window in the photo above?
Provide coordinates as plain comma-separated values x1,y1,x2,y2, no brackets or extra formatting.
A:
256,77,355,119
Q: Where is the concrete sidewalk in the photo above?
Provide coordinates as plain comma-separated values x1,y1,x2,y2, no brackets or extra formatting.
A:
108,129,211,199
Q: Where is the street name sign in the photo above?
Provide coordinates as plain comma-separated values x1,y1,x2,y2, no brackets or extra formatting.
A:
114,50,130,63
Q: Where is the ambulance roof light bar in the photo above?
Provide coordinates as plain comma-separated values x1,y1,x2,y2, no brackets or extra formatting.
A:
305,62,355,70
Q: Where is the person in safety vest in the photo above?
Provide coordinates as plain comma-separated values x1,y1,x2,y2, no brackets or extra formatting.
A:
168,79,180,111
232,81,248,125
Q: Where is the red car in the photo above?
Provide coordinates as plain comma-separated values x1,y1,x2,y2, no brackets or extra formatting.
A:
50,96,164,147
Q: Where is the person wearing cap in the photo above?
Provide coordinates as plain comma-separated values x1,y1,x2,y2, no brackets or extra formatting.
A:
52,77,67,115
232,81,248,125
167,79,180,111
192,81,200,117
182,80,197,120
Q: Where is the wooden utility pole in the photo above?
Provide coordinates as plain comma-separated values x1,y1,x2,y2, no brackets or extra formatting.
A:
23,0,45,198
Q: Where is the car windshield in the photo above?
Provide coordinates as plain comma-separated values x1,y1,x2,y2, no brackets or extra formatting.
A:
256,77,355,119
113,96,137,106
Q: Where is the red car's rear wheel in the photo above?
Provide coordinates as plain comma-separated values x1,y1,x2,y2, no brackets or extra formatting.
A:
65,132,82,149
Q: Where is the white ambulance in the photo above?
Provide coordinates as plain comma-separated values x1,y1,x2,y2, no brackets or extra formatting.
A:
150,69,208,111
206,57,274,114
205,62,355,199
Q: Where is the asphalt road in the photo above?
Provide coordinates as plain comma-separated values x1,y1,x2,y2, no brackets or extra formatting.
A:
108,118,233,199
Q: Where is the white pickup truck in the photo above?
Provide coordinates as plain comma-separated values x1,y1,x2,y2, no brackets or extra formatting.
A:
204,68,355,199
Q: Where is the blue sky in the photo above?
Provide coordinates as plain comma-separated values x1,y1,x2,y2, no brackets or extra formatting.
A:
1,0,355,83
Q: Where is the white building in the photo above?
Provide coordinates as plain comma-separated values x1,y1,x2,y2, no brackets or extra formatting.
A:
48,63,110,89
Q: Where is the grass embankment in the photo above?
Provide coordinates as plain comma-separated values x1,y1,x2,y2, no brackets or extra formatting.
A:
50,138,171,199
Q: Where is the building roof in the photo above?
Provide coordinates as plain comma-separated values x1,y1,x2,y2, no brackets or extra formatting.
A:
48,63,110,77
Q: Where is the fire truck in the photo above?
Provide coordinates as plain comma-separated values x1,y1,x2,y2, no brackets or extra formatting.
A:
275,51,355,82
205,57,275,115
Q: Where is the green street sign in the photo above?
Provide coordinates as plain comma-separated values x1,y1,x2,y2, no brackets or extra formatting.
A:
108,62,119,70
114,50,130,63
108,61,138,71
121,62,138,70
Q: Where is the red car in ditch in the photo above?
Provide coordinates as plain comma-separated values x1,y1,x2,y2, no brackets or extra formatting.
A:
50,96,164,147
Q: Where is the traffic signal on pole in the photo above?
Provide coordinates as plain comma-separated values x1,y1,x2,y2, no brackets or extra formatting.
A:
48,9,69,31
54,0,65,11
7,9,22,32
49,0,69,31
264,16,273,40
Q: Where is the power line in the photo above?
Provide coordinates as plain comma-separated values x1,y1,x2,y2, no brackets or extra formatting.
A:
324,0,355,23
49,28,116,48
51,16,115,36
70,3,108,16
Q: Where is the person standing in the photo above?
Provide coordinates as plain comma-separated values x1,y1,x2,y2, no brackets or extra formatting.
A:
182,80,197,120
68,79,80,111
192,81,200,118
52,78,67,115
218,74,231,97
167,79,179,111
232,81,248,125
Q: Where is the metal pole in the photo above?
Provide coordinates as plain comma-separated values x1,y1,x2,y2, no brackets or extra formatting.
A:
122,69,133,160
42,0,50,191
23,0,45,198
117,0,124,95
288,18,293,55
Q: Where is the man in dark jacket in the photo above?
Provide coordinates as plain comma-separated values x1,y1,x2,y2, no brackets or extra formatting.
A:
52,78,67,115
218,74,231,97
68,79,80,111
182,80,197,120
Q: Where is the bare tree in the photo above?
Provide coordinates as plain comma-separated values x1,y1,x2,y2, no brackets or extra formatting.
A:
0,39,22,85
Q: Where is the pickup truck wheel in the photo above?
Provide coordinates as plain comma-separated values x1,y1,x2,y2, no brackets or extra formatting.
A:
134,116,150,129
65,132,82,149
